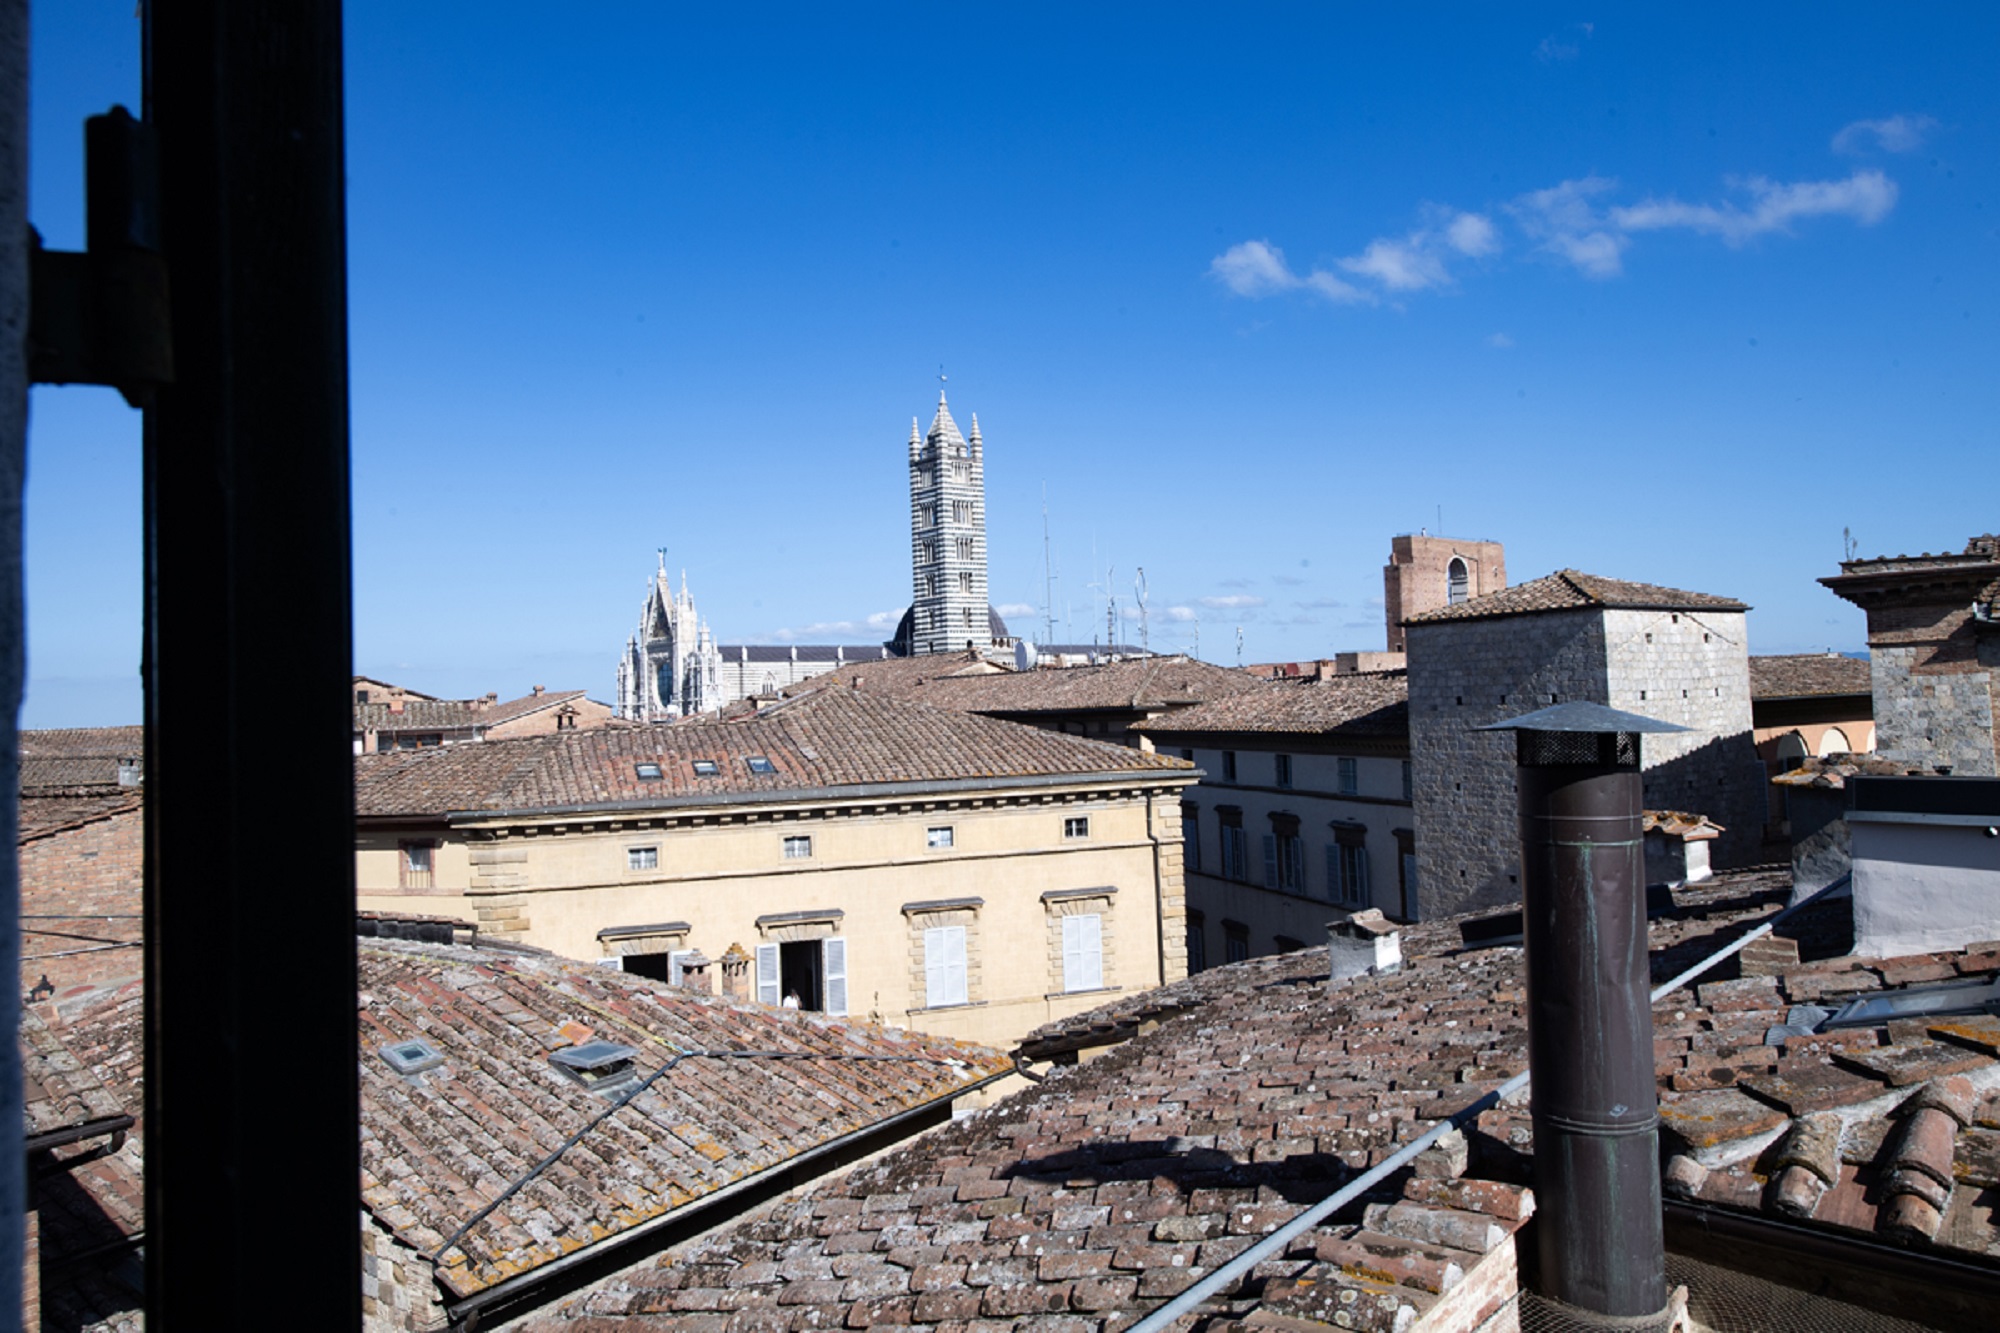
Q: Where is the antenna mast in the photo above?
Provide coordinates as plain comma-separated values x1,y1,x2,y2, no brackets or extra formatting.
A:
1041,486,1058,646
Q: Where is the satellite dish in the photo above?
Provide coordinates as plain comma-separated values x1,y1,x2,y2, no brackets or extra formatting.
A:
1015,640,1038,671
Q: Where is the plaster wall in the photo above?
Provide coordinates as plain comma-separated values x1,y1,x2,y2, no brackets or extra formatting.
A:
358,785,1185,1051
1849,815,2000,958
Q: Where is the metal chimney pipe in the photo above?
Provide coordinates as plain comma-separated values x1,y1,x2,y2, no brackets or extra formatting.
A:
1480,702,1684,1327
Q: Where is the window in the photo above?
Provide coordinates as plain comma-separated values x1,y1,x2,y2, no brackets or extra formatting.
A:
1264,816,1304,894
952,459,967,480
746,755,775,774
952,499,970,524
926,825,955,850
925,573,938,596
1328,827,1371,909
961,607,974,630
755,938,847,1016
1221,750,1237,782
955,536,973,561
1401,760,1413,802
1218,813,1247,882
1181,802,1200,872
634,761,662,780
1186,912,1206,973
398,841,435,890
1337,757,1359,796
783,834,812,860
1064,815,1090,839
924,925,968,1007
1062,914,1103,991
627,846,658,871
921,540,937,564
1447,557,1470,605
922,503,938,527
1180,747,1194,762
691,759,720,776
1275,753,1293,788
1223,921,1249,964
958,570,974,594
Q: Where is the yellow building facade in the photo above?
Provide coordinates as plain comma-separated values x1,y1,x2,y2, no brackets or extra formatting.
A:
356,687,1196,1050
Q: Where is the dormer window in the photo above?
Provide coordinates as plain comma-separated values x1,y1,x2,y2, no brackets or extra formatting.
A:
549,1041,642,1098
634,761,663,780
691,759,720,777
746,756,775,774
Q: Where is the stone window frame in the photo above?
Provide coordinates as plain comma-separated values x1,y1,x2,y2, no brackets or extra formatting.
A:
596,919,691,962
925,824,955,851
782,833,813,860
1042,886,1118,998
902,897,985,1013
1063,814,1091,840
1327,822,1371,910
1264,811,1305,896
626,844,659,873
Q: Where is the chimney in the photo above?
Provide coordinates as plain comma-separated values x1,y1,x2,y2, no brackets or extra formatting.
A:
1327,908,1401,983
532,684,545,696
1479,701,1685,1326
718,943,751,1002
677,949,713,995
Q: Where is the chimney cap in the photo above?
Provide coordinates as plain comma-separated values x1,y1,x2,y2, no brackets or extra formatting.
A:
1477,700,1687,735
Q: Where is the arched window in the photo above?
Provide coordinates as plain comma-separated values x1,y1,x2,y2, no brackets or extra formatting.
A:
956,536,973,561
1446,557,1470,605
1775,731,1809,772
1817,727,1851,758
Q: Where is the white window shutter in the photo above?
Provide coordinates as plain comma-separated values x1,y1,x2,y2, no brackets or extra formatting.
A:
756,943,781,1005
822,936,848,1016
668,949,693,987
1063,913,1103,992
1262,834,1278,889
925,926,967,1008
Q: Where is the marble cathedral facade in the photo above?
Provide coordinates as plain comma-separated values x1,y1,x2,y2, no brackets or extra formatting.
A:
615,558,725,720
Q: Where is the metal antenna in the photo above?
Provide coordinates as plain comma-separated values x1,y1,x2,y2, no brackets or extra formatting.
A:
1236,626,1244,668
1135,567,1149,654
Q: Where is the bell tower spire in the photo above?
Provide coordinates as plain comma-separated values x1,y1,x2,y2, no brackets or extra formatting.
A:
907,389,992,656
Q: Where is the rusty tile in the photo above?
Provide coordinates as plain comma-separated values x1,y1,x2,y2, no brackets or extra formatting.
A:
1658,1088,1791,1151
1836,1042,1991,1088
1740,1062,1887,1117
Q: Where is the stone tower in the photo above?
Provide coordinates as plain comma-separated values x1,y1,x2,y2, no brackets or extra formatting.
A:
907,392,992,656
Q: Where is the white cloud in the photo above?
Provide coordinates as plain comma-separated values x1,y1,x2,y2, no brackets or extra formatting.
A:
1341,236,1449,291
1536,22,1592,63
1209,239,1374,304
1509,175,1629,277
1294,597,1346,610
1446,212,1500,256
1611,170,1897,245
774,620,862,641
995,602,1036,618
1163,605,1198,623
1198,594,1266,610
1486,332,1515,349
1833,114,1937,155
864,609,900,630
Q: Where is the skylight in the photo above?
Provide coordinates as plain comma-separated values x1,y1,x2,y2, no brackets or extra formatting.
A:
380,1039,445,1075
634,761,663,780
691,759,720,776
746,756,775,774
549,1040,642,1098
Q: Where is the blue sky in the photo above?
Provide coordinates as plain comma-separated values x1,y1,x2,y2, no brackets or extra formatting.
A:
22,6,1999,724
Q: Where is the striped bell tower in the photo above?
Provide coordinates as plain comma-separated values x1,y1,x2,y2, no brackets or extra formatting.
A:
908,392,991,655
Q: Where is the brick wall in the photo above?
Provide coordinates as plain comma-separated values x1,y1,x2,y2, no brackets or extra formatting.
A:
18,805,143,998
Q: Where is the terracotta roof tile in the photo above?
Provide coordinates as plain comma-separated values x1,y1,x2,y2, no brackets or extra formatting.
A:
797,652,1264,715
1748,653,1873,700
1404,569,1748,626
356,685,1194,818
1135,671,1408,739
355,689,592,733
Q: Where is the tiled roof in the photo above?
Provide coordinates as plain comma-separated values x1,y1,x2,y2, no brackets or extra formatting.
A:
720,644,897,664
32,943,1011,1310
526,871,2000,1328
1404,570,1748,626
777,651,1006,697
802,653,1264,717
1748,653,1873,700
18,726,144,794
356,686,1194,819
1133,670,1408,738
17,791,142,842
354,689,590,733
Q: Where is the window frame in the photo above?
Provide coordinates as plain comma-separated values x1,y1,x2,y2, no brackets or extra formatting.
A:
1274,753,1293,789
1337,756,1359,797
923,924,969,1008
782,833,813,860
1061,913,1104,992
926,825,955,850
398,839,436,890
1063,814,1090,840
626,845,659,872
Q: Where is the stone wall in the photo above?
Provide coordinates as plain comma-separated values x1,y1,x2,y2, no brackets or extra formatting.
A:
1409,606,1764,920
361,1211,447,1332
1408,611,1608,918
1601,608,1766,866
1870,633,1997,777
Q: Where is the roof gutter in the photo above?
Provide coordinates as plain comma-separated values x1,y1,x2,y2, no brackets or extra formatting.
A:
429,767,1198,827
437,1065,1014,1330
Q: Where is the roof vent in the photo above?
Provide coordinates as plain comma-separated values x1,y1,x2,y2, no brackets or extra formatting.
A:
381,1039,446,1075
549,1040,642,1098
